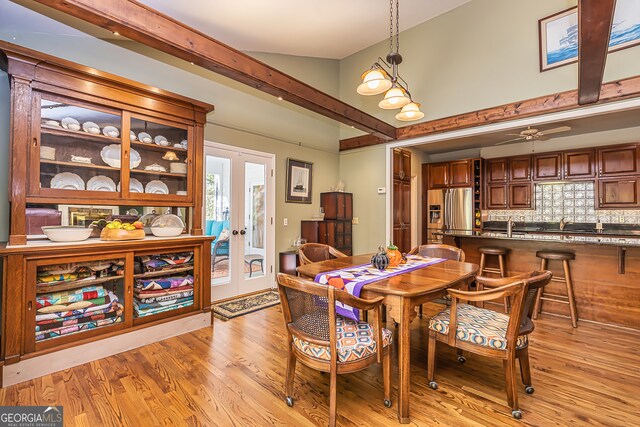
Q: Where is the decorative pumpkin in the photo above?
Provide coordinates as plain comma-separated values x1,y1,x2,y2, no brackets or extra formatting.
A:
386,241,402,267
371,246,390,271
400,253,408,264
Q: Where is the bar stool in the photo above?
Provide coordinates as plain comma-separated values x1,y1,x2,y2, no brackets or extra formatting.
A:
533,250,578,328
476,246,510,312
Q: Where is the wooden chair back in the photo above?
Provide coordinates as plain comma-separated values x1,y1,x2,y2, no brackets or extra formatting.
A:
298,243,348,266
408,244,465,262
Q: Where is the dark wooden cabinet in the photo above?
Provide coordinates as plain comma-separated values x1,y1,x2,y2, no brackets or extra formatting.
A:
449,160,472,187
487,185,508,209
393,149,412,252
279,250,300,275
486,159,508,183
564,149,595,179
509,183,533,209
428,163,448,189
321,192,352,220
597,178,639,208
301,220,352,255
393,148,412,181
533,153,562,181
508,156,532,181
597,145,639,177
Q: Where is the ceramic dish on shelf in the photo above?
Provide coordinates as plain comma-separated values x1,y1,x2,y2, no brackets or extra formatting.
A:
70,155,92,164
162,150,179,161
51,172,85,190
102,126,120,138
87,175,117,192
145,180,169,195
176,190,187,196
61,117,81,131
43,119,60,127
180,139,188,149
42,226,92,242
40,146,56,161
100,144,141,169
170,162,187,174
138,132,152,143
82,121,101,134
144,163,167,172
154,135,170,146
130,130,137,141
117,178,144,193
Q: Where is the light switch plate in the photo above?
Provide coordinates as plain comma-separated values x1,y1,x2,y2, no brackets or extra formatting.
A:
377,187,386,194
283,218,288,226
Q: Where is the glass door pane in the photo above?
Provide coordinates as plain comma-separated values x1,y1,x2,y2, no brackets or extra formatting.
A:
205,155,232,285
244,162,266,279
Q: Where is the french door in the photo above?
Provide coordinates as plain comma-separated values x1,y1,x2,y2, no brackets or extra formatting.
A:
204,142,275,301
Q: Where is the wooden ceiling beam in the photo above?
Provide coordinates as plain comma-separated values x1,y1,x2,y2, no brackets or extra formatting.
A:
340,74,640,150
577,0,616,105
31,0,397,140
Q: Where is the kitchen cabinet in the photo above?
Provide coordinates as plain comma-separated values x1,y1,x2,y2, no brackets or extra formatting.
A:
597,178,639,208
449,160,472,187
564,149,595,179
321,192,353,220
597,145,639,177
533,153,562,181
393,148,412,181
301,220,352,255
428,163,448,189
509,183,533,209
279,251,300,276
508,156,532,181
486,159,508,183
486,185,508,209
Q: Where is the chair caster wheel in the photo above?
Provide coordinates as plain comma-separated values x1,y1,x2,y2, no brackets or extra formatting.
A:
512,410,522,419
429,381,438,390
384,399,392,408
286,396,294,407
525,386,534,394
457,355,466,364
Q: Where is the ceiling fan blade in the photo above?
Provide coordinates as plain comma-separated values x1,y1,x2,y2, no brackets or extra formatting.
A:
539,126,571,136
505,133,524,137
536,136,551,142
495,137,525,146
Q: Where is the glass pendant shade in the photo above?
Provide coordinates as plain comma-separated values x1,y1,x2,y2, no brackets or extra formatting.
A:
357,69,392,95
395,102,425,121
378,86,411,109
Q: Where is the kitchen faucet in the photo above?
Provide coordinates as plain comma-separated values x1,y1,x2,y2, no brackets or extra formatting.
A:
559,217,571,231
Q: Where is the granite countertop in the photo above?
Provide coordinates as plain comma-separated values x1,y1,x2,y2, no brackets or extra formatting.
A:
435,229,640,247
482,221,640,236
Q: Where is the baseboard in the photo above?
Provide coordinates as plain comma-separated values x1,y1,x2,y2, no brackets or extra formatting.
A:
3,312,211,387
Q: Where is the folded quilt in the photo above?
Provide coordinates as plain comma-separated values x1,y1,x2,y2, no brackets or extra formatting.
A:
135,275,194,291
36,285,107,309
141,253,194,272
134,284,193,298
35,299,118,322
36,305,121,332
36,311,123,341
36,273,78,284
134,300,193,317
137,290,194,304
134,296,193,310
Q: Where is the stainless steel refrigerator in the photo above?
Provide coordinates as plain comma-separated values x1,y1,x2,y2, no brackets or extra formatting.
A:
426,187,473,242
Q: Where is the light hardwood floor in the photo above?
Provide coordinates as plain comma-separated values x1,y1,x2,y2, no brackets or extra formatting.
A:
2,303,639,426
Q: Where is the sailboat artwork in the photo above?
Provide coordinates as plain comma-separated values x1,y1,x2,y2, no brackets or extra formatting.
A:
285,158,313,203
540,0,640,71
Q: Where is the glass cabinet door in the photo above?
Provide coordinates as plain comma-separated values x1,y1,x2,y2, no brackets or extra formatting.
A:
38,98,123,197
33,256,126,347
129,116,190,200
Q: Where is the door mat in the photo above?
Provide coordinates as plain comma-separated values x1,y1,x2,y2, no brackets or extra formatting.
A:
212,290,280,321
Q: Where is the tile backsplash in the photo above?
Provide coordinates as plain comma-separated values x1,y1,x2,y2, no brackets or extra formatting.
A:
487,181,640,224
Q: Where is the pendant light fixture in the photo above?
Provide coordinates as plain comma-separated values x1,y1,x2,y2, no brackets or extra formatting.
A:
356,0,423,121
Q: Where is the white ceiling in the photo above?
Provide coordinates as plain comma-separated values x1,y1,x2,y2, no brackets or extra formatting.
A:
1,0,471,59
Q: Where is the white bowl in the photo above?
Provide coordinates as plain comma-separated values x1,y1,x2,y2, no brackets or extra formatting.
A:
150,226,183,237
42,226,92,242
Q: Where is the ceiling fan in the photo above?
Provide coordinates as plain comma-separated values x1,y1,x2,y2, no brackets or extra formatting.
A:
495,126,572,146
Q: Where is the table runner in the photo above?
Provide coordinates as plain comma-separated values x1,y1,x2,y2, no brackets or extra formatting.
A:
314,255,446,320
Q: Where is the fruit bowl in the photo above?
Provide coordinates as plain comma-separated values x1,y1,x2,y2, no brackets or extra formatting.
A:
42,226,92,242
100,228,145,241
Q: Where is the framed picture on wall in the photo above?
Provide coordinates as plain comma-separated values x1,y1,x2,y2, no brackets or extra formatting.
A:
285,158,313,204
539,1,640,71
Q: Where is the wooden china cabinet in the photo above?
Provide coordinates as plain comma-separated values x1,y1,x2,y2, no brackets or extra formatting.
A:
0,41,215,375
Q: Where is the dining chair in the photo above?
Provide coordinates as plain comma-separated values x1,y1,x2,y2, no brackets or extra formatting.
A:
426,270,552,419
277,273,392,427
297,243,348,279
408,244,465,318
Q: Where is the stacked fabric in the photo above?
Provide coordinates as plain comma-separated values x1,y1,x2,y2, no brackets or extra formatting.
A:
134,275,194,317
35,286,123,342
139,253,194,272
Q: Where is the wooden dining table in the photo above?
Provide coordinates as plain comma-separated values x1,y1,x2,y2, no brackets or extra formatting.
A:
296,254,479,424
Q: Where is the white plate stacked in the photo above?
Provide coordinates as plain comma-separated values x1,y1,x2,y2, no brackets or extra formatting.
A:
51,172,84,190
87,175,117,192
117,178,144,193
145,180,169,194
